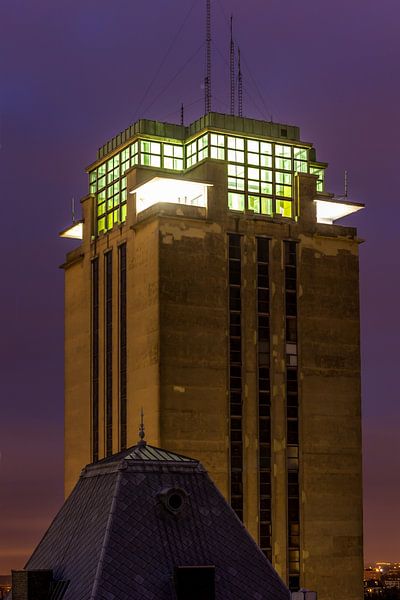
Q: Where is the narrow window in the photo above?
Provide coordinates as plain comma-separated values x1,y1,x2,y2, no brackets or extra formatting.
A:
105,251,113,457
228,234,243,521
91,258,99,462
256,237,272,560
119,244,127,450
284,240,300,591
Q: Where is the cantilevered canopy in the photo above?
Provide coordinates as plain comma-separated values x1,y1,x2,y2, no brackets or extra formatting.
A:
314,198,364,225
131,177,212,214
59,221,83,240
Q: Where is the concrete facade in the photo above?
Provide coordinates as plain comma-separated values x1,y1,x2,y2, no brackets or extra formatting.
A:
62,114,363,600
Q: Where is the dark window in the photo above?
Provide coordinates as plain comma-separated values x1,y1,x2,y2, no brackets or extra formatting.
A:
284,240,300,590
91,258,99,462
228,234,243,520
119,244,127,450
175,566,215,600
105,251,113,457
256,237,272,558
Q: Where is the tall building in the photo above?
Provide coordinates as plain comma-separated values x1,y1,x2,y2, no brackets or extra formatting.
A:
61,112,364,600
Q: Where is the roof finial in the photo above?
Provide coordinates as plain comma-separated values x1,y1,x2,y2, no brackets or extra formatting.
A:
138,407,146,445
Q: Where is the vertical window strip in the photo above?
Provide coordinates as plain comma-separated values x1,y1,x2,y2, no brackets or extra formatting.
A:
228,233,243,522
284,240,300,592
256,238,272,560
119,244,127,450
105,251,113,457
91,258,99,463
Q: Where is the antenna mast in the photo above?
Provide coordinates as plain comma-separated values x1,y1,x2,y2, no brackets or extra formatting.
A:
230,15,235,115
205,0,212,114
344,170,348,198
238,47,243,117
181,103,184,126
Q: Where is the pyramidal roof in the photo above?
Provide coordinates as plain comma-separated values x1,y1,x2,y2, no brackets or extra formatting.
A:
24,441,289,600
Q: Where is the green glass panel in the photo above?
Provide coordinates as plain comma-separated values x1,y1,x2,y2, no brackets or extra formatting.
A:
275,144,291,158
164,157,173,169
294,147,307,160
228,192,244,211
97,175,106,189
276,184,292,198
121,189,127,201
97,203,106,216
98,190,106,202
248,167,260,180
248,153,260,166
260,142,272,154
228,177,245,191
198,134,208,149
276,172,292,185
261,197,273,215
227,149,244,163
150,141,160,154
211,147,225,160
142,154,151,166
141,140,151,153
107,213,113,229
198,147,208,161
260,169,273,182
260,182,273,195
276,199,292,217
294,160,307,173
211,133,225,147
260,155,272,168
121,159,130,174
247,139,259,152
248,195,260,212
89,170,97,183
228,136,244,150
150,155,161,167
90,183,96,194
98,164,106,176
121,148,129,162
248,180,260,193
98,217,105,233
275,157,291,171
121,204,127,222
173,158,183,170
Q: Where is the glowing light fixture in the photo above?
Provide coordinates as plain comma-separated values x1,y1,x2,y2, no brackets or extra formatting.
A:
131,177,212,214
59,221,83,239
314,198,364,224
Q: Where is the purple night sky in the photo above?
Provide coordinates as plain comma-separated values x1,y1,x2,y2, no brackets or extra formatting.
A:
0,0,399,573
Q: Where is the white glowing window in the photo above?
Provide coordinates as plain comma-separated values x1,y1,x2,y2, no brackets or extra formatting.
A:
314,199,363,224
133,177,211,213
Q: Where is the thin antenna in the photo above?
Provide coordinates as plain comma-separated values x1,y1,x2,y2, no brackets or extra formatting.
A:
344,170,348,198
138,407,146,445
71,197,75,223
238,47,243,117
181,103,184,126
230,15,235,115
204,0,212,114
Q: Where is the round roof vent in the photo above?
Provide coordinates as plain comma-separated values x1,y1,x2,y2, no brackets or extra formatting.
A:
159,488,188,515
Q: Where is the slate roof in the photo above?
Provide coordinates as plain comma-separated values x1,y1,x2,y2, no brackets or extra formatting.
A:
25,442,290,600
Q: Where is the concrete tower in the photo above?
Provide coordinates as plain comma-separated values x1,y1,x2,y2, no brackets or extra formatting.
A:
61,112,364,600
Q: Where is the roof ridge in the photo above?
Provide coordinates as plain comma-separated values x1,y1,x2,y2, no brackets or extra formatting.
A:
89,469,123,600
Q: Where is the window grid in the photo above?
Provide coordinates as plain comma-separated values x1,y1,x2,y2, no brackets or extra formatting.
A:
91,258,99,463
256,237,272,561
228,233,243,522
310,165,325,192
105,251,113,457
119,244,127,451
284,240,300,592
90,132,315,236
